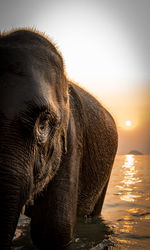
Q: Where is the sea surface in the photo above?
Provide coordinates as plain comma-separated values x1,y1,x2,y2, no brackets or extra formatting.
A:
13,155,150,249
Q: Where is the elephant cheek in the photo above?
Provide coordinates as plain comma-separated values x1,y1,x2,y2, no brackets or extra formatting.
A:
32,137,63,196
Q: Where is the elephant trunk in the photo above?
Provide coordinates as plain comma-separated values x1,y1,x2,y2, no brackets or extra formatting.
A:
0,162,31,249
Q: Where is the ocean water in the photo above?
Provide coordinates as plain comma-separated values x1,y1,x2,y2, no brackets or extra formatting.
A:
13,155,150,249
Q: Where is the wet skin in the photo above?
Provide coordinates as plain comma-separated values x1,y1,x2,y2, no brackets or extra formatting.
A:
0,29,118,249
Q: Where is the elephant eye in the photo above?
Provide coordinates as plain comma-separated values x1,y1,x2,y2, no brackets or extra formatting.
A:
36,113,57,144
38,118,49,134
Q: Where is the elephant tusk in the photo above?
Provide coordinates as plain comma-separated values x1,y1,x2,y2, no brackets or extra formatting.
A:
21,205,25,214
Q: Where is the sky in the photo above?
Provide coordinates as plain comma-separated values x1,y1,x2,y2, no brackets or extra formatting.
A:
0,0,150,154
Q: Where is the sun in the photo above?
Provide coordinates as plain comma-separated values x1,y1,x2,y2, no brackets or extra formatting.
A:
120,119,137,130
125,120,132,127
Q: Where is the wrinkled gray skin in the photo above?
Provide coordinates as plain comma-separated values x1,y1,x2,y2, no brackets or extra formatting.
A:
0,29,118,250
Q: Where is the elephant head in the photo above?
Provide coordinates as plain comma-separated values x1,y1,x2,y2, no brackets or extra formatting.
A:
0,29,69,248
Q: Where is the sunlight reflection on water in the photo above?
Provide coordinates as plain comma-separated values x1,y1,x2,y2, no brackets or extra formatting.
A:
102,155,150,249
120,155,142,202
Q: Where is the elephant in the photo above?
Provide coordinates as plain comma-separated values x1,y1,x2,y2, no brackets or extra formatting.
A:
0,28,118,249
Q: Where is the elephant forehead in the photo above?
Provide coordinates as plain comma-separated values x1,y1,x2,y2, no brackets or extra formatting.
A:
0,74,56,120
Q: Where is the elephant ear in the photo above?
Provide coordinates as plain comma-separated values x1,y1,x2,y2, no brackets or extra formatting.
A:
62,82,69,154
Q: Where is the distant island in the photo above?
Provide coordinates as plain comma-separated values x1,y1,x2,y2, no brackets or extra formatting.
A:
128,150,143,155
